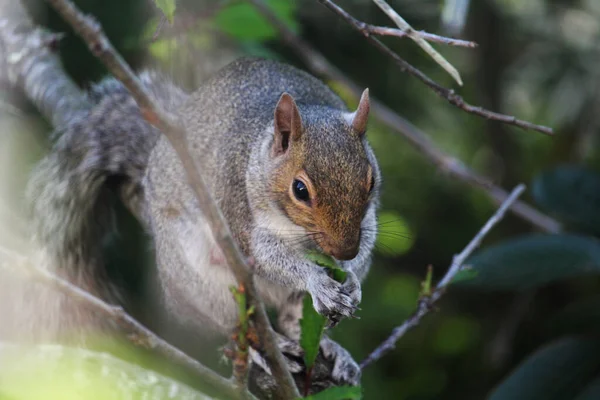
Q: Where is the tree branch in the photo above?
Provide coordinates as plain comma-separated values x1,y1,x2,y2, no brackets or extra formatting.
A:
372,0,463,86
315,0,553,136
364,25,477,48
42,0,299,398
359,184,526,369
0,246,250,400
248,0,561,233
0,1,90,127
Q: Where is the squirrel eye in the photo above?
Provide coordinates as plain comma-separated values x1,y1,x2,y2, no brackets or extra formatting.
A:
292,179,310,202
368,177,375,193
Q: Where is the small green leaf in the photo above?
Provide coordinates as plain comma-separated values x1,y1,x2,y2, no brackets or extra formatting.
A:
419,265,433,297
305,251,347,283
306,251,337,269
154,0,176,23
488,337,600,400
329,267,347,283
450,266,478,284
302,385,362,400
455,234,600,290
300,295,327,370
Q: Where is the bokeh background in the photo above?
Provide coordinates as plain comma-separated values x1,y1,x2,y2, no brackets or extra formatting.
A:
2,0,600,399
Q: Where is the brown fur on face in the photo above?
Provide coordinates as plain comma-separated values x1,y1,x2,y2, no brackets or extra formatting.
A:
269,95,374,261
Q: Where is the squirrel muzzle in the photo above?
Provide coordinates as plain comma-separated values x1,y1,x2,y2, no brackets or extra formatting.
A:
320,231,361,261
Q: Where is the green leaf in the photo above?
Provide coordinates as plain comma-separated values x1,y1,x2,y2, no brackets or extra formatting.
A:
300,294,327,370
213,0,298,41
154,0,176,23
305,251,347,282
488,337,600,400
306,251,338,269
419,265,433,297
302,385,362,400
300,252,347,368
450,267,478,284
532,165,600,236
454,234,600,290
374,211,414,257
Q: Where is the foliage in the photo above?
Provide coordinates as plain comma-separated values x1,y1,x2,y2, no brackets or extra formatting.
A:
6,0,600,399
213,0,298,41
455,233,600,290
488,338,600,400
452,163,600,398
532,165,600,236
300,294,327,371
300,252,347,372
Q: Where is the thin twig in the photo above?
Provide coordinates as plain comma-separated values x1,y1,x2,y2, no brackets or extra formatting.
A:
248,0,561,233
315,0,553,136
0,246,250,400
43,0,299,398
364,25,477,48
372,0,463,85
360,184,526,369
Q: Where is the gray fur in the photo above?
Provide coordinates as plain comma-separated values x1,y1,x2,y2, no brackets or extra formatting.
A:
26,58,380,386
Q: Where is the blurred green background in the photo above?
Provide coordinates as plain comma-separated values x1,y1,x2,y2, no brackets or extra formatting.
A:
4,0,600,399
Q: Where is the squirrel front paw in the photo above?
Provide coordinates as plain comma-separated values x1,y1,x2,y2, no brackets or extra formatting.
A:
307,270,358,326
341,271,361,307
320,336,361,386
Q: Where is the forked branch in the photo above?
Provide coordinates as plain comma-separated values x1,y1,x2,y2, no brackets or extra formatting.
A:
360,184,526,369
364,25,477,48
315,0,553,135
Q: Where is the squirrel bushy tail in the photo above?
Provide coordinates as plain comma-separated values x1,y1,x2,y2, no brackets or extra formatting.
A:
27,72,187,299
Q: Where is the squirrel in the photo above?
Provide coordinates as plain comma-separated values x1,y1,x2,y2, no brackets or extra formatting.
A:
23,57,380,387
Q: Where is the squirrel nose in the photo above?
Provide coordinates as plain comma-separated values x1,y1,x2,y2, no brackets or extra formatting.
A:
330,245,359,261
321,231,361,261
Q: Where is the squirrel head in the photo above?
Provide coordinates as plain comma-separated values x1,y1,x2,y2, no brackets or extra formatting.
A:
268,89,378,261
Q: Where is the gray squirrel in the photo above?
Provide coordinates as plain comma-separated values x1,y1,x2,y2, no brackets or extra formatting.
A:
25,57,380,387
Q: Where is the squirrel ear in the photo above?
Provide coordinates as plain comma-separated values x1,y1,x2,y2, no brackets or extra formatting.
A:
273,92,303,156
351,88,370,136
